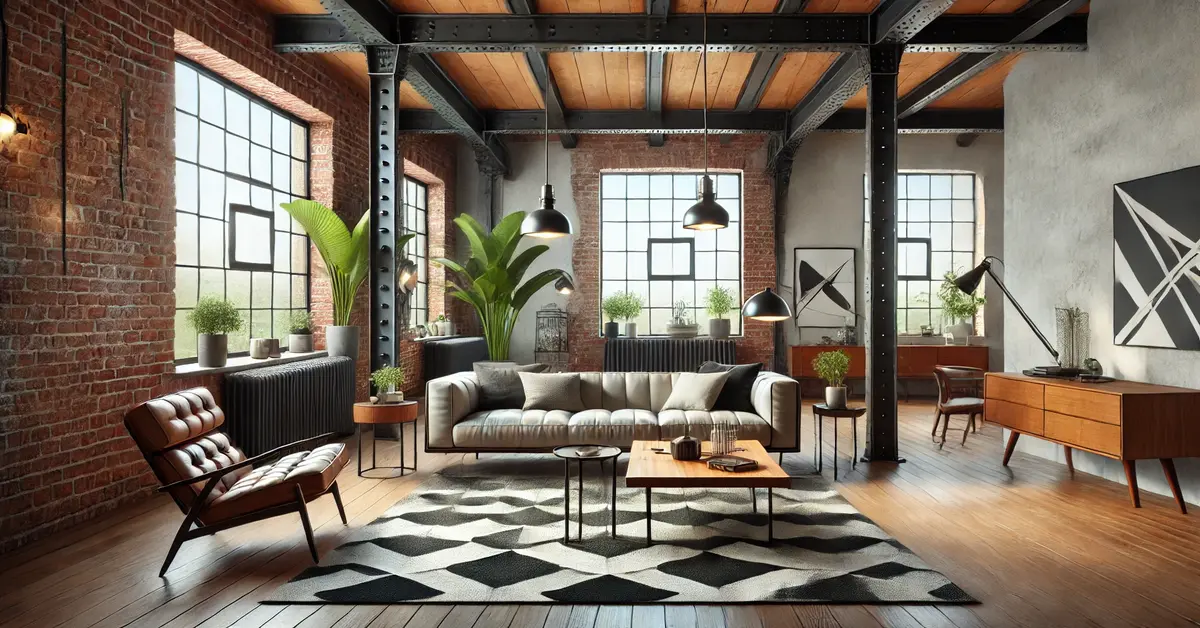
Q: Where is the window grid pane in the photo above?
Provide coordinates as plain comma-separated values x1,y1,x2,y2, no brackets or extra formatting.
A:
174,58,311,362
402,178,429,328
600,172,743,336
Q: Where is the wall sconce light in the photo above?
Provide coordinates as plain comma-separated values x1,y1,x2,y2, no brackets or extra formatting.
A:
0,107,28,142
1,0,29,142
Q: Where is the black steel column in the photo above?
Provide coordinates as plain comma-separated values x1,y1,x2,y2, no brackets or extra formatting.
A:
864,44,902,462
368,46,407,373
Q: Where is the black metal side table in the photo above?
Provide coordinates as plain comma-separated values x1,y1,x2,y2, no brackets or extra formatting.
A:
813,404,867,481
553,445,621,543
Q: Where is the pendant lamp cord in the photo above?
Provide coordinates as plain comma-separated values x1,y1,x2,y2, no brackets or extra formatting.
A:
543,66,549,185
702,0,708,175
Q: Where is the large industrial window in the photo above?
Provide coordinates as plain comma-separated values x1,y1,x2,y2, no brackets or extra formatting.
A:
402,177,428,328
599,173,743,336
865,172,978,334
173,58,310,361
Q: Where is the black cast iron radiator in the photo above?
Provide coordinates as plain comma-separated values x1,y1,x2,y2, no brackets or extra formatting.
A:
223,357,355,456
603,338,737,372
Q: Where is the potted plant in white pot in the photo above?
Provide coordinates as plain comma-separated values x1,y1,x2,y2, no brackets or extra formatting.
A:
371,366,405,403
705,286,735,339
939,270,985,345
667,300,699,338
609,290,643,338
279,200,415,361
813,349,851,409
287,310,313,353
187,296,243,368
601,294,623,339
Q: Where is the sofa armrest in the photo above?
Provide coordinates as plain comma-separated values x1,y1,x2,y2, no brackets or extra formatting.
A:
752,371,800,450
424,372,480,449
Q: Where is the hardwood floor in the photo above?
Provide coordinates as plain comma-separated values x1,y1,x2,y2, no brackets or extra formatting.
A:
2,402,1198,628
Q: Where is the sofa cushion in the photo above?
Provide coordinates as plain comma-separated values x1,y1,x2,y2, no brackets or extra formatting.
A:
520,372,585,411
568,409,659,446
474,362,548,410
657,410,772,446
699,362,763,413
452,409,572,448
661,372,730,411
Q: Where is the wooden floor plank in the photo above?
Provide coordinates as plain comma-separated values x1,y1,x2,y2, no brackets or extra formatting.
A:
364,605,419,628
631,606,666,628
790,605,841,628
595,605,633,628
471,604,518,628
439,605,486,628
566,605,599,628
508,605,551,628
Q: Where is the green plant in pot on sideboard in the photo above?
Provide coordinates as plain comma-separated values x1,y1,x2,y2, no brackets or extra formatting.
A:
939,270,986,345
705,286,736,339
371,366,405,403
813,349,851,409
188,296,244,368
279,199,415,361
433,212,566,361
667,300,699,338
287,310,314,353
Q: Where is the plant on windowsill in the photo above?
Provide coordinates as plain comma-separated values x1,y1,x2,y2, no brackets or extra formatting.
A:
813,349,851,409
188,296,244,368
432,212,566,361
601,294,623,339
604,291,644,338
667,300,699,338
287,310,314,353
371,366,406,404
939,270,986,346
278,199,414,361
705,286,736,339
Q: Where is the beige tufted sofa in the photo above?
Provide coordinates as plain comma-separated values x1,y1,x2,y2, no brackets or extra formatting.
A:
424,371,800,453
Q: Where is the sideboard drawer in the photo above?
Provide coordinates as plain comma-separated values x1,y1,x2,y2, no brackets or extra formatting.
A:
985,398,1044,436
1044,411,1121,457
1044,386,1121,425
986,377,1044,408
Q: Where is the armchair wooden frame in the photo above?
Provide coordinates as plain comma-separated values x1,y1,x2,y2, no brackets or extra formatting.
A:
150,433,347,577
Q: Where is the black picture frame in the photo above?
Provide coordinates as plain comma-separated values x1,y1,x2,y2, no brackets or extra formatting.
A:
227,203,275,272
793,246,857,329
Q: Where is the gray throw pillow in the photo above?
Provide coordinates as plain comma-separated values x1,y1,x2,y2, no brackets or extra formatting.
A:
519,372,585,411
699,361,763,413
474,362,549,410
661,371,731,411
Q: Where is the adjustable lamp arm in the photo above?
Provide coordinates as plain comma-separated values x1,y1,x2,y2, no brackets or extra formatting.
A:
964,257,1059,364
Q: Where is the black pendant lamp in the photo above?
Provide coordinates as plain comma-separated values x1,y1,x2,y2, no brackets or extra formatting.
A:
682,0,729,232
742,288,792,322
521,77,572,239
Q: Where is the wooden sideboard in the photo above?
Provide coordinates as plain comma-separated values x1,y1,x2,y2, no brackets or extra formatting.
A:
985,372,1200,513
789,345,989,380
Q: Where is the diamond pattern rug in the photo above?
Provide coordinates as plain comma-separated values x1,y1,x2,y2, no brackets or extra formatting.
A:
268,457,973,604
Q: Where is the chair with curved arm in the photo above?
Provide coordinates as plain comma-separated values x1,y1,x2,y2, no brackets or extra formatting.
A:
932,366,985,448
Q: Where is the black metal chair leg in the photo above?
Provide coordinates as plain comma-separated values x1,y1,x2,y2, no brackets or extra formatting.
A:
294,485,318,563
330,481,347,525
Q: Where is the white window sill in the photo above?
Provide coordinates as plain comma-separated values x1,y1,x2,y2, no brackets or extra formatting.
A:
173,351,328,377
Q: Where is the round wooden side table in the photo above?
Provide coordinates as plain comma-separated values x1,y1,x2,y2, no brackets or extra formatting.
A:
813,403,867,481
353,401,418,478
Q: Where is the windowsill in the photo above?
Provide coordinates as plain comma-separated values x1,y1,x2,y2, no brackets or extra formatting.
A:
173,350,328,377
412,334,469,342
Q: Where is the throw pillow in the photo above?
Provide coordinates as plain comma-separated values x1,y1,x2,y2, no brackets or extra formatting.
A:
519,372,586,411
474,362,549,410
699,361,763,413
661,371,731,411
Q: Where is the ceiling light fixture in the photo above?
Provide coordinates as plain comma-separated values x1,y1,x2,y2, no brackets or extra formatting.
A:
682,0,729,231
520,70,573,239
742,288,793,322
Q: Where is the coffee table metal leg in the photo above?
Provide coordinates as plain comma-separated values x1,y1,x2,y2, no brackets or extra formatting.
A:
768,488,774,543
751,487,757,513
371,425,377,469
398,421,405,477
834,417,839,481
356,425,362,476
563,458,570,544
610,458,617,538
645,488,652,546
852,417,858,469
577,459,583,541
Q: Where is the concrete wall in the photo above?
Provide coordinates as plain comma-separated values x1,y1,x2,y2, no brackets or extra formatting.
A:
781,132,1006,370
1004,0,1200,505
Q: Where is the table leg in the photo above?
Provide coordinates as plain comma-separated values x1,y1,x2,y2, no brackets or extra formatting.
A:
1123,460,1141,508
563,458,570,544
371,425,377,468
834,416,839,482
813,412,818,468
1161,459,1187,514
768,488,774,543
398,420,406,477
577,459,583,541
645,488,652,546
1002,431,1020,466
611,458,617,538
816,413,823,473
356,425,362,477
751,488,757,513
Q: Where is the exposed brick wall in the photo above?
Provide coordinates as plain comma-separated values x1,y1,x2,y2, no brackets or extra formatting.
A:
0,0,370,553
566,135,777,371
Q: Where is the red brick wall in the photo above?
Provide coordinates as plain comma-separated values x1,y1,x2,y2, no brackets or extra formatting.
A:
566,135,777,371
0,0,370,553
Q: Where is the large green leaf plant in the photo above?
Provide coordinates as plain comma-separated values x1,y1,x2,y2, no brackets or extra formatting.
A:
434,212,566,360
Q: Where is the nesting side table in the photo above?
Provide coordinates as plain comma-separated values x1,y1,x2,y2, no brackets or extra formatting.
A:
353,401,418,478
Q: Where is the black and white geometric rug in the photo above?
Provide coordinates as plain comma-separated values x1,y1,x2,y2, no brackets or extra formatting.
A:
269,458,972,605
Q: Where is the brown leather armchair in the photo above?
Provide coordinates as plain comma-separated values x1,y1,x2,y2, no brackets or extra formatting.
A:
124,387,350,576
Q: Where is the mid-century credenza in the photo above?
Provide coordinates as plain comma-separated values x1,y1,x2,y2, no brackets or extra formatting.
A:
984,372,1199,513
789,345,989,397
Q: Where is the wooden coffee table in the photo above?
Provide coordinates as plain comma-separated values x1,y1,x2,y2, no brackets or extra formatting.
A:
626,440,791,545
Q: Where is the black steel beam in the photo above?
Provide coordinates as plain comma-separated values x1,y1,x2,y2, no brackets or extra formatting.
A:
906,13,1087,52
770,51,868,165
872,0,956,43
864,43,902,463
274,15,361,53
646,0,669,146
734,0,809,112
505,0,577,148
822,107,1002,132
318,0,394,45
368,46,404,374
405,54,509,174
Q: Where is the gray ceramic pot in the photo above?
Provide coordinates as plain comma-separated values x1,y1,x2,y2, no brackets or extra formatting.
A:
709,318,731,339
825,386,847,409
326,325,360,361
604,322,619,339
289,333,313,353
197,333,228,368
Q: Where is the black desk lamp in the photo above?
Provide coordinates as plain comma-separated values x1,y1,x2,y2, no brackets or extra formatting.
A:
953,257,1081,377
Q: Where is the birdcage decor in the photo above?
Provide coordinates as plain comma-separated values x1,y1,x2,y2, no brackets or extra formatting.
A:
1055,306,1089,369
534,303,569,372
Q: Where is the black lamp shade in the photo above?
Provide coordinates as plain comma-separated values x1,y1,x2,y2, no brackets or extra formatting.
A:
555,275,574,295
953,259,991,294
682,175,729,231
397,260,418,293
742,288,792,322
521,184,572,239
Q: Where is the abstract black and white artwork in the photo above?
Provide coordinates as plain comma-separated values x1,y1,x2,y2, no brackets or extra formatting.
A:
1113,165,1200,350
794,248,857,328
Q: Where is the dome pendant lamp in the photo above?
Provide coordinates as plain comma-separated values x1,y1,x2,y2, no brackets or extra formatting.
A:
682,0,729,232
742,288,792,322
520,78,573,239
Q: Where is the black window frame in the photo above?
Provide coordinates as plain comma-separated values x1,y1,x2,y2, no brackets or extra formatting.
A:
647,238,696,281
228,204,276,272
401,177,429,329
897,237,932,280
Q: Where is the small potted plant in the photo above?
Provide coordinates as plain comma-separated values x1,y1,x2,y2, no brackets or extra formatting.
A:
813,349,851,409
613,291,644,338
287,310,313,353
667,300,699,338
371,366,405,403
939,270,985,345
601,294,623,339
187,296,243,368
705,286,736,339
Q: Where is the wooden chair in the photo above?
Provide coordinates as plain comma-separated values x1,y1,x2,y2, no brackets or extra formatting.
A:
124,387,350,576
932,365,985,448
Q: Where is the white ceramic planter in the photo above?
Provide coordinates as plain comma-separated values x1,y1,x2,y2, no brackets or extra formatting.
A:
625,322,638,338
825,386,847,409
289,333,313,353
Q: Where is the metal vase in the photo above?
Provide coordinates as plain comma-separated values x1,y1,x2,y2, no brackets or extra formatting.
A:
825,386,847,409
197,333,228,368
709,317,730,339
326,325,360,361
289,333,313,353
